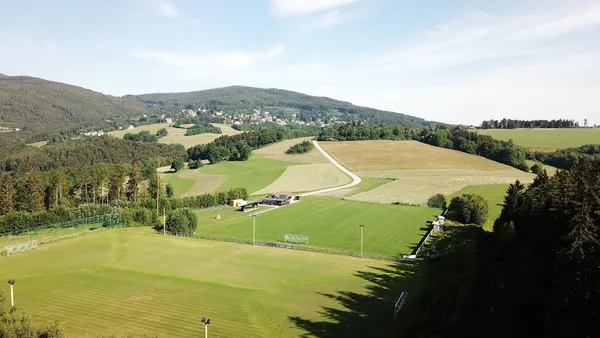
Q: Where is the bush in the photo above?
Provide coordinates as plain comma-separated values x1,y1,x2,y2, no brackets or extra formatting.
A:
427,194,447,209
165,208,197,235
448,194,489,226
188,159,203,169
171,158,184,172
286,140,314,154
156,128,168,137
530,163,543,174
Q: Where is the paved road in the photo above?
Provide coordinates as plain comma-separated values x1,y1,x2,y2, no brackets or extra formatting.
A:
300,140,362,196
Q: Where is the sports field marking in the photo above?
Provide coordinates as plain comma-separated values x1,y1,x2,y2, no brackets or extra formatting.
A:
254,137,328,164
254,163,352,195
477,128,600,150
0,227,400,337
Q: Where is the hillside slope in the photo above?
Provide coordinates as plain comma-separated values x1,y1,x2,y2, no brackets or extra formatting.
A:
0,76,149,141
127,86,430,126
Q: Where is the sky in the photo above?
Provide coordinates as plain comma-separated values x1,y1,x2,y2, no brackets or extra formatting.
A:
2,0,600,125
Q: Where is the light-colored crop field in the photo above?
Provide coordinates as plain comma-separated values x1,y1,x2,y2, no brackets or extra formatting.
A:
254,137,327,164
477,128,600,150
108,123,241,148
254,163,351,194
449,184,511,231
315,177,394,198
196,196,437,256
321,140,534,204
526,159,558,175
0,227,410,337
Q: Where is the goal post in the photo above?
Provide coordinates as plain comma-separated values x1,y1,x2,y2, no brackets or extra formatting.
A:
394,292,408,321
283,234,309,244
3,240,38,257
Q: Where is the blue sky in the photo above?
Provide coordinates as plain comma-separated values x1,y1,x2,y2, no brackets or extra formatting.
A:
2,0,600,125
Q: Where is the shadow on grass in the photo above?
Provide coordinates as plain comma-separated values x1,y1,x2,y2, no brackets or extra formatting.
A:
289,260,422,338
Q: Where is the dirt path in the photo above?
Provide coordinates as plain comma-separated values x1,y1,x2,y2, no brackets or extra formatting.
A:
300,140,362,196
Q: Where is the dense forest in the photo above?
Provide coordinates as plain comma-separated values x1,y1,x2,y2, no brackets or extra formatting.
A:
126,86,432,126
527,144,600,170
407,163,600,337
480,118,578,129
0,136,186,174
319,123,529,171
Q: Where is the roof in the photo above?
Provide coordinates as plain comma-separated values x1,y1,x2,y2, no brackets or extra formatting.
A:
274,191,294,197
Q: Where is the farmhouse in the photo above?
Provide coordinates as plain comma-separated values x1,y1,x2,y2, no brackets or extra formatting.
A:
261,191,301,206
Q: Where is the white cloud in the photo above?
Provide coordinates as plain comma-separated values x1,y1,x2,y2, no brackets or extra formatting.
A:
270,0,362,17
148,0,179,18
131,45,284,76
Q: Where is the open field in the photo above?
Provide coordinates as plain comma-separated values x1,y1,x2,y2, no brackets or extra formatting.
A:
477,128,600,150
317,177,394,198
449,184,510,231
195,196,437,256
321,140,534,204
0,228,412,337
254,163,351,194
526,159,558,175
109,123,241,148
254,137,327,163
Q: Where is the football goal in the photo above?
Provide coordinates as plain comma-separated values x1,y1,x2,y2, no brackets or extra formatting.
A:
3,240,38,257
284,234,309,244
394,292,408,321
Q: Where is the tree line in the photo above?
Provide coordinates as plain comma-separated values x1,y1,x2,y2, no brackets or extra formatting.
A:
527,144,600,170
184,122,222,136
405,163,599,337
319,123,529,171
187,127,317,164
123,128,168,142
480,118,578,129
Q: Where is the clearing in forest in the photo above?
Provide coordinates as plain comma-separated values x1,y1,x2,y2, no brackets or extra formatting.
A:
321,140,534,204
0,227,415,337
477,128,600,151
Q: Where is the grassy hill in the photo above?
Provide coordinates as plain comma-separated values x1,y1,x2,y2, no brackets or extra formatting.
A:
126,85,431,126
0,76,150,142
477,128,600,151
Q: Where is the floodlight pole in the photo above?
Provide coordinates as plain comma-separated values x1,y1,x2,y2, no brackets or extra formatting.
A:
201,317,211,338
252,214,256,245
7,279,15,307
163,207,166,235
359,224,364,258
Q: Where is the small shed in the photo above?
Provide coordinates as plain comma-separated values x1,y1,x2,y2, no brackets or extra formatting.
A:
437,215,445,226
230,199,247,207
432,221,441,232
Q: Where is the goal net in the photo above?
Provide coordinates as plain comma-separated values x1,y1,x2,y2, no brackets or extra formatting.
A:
284,234,309,244
3,240,38,257
394,292,408,321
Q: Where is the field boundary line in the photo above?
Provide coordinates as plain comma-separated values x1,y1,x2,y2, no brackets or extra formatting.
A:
300,140,362,196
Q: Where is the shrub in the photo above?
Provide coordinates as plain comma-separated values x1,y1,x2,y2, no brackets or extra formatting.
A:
530,163,543,175
156,128,168,137
427,194,447,209
448,193,489,226
165,208,197,235
285,140,314,154
188,159,203,169
171,158,184,172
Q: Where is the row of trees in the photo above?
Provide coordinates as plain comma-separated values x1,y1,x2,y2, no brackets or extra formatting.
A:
123,128,168,142
406,164,599,337
184,122,222,136
285,140,314,154
527,144,600,170
480,118,578,129
319,123,530,171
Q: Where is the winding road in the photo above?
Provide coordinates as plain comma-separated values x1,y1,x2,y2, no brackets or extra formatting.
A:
300,140,362,196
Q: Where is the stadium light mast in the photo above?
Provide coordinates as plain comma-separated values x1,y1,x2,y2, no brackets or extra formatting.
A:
201,317,211,338
359,224,364,258
252,214,257,245
7,279,15,307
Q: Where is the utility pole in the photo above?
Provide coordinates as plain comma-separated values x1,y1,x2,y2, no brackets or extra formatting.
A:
156,158,160,217
7,279,15,307
252,214,256,245
163,207,166,235
359,224,364,258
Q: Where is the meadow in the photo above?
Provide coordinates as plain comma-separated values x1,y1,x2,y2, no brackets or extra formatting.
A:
449,184,510,231
195,196,438,256
477,128,600,150
0,228,412,337
321,140,534,204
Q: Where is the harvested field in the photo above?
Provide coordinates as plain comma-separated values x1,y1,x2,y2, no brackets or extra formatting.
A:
178,171,227,197
254,163,351,194
322,140,534,204
349,170,533,204
109,123,241,148
526,159,558,175
317,177,394,198
254,137,327,164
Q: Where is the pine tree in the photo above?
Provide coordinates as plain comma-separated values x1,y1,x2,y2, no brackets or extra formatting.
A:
46,169,68,208
109,165,126,202
126,165,142,203
16,172,45,212
0,172,15,215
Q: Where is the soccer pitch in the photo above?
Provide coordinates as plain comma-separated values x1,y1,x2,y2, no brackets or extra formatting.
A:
195,196,438,256
0,228,414,337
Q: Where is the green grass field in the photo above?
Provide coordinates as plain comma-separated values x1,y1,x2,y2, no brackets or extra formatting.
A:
477,128,600,150
196,196,437,256
0,228,413,337
197,155,298,194
449,184,510,231
160,172,195,197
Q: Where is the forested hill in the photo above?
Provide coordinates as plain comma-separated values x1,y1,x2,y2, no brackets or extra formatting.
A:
126,86,431,126
0,76,150,141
